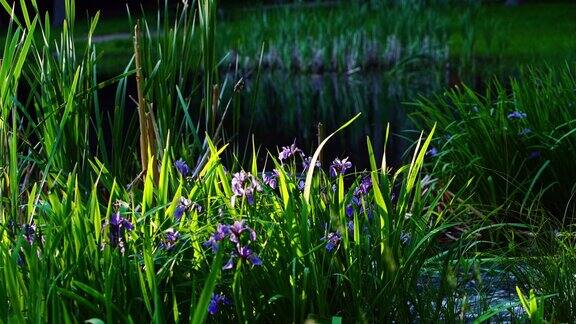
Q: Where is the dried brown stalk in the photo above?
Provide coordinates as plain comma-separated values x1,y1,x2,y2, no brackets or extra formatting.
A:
133,20,157,180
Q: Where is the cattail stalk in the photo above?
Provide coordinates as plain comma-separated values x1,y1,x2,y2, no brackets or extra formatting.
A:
134,20,157,179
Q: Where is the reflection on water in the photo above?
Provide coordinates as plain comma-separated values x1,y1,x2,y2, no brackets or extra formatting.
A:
226,68,446,169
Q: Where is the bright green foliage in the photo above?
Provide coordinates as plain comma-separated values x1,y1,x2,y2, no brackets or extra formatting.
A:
516,287,546,323
0,117,481,322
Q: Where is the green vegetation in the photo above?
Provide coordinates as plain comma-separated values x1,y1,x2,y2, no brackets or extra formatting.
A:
2,1,568,75
412,65,576,222
1,0,576,322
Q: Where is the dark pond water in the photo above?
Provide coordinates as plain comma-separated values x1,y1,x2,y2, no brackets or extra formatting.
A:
223,65,467,170
97,61,495,172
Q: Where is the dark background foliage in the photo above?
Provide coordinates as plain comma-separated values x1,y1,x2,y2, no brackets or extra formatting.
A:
3,0,570,26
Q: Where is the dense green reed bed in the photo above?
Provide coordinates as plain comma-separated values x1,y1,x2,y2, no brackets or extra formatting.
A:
220,1,576,68
1,0,576,322
14,1,573,76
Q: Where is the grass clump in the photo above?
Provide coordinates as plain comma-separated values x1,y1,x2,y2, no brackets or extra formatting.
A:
411,64,576,223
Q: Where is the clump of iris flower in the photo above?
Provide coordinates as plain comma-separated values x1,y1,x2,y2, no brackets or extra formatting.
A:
354,176,372,198
208,293,231,315
263,169,279,189
302,156,321,171
231,171,262,205
223,221,261,269
204,224,231,252
278,143,302,162
507,111,527,120
329,157,352,177
160,229,180,251
346,176,374,219
426,147,438,158
204,220,262,270
174,158,191,177
323,232,342,252
103,212,133,254
173,197,202,221
518,128,532,136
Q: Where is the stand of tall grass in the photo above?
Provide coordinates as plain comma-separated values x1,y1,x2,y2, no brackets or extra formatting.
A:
412,65,576,224
410,64,576,321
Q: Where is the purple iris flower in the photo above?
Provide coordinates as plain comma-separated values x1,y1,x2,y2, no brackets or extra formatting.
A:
263,169,279,189
518,128,532,136
302,156,321,171
323,232,342,252
174,159,190,177
298,180,305,191
279,143,302,162
174,197,190,220
426,147,438,158
173,197,201,221
223,245,262,270
346,204,354,218
174,204,186,221
507,111,527,120
348,195,374,220
160,229,180,251
347,220,355,236
22,222,37,245
204,224,231,252
208,293,230,315
231,171,262,205
236,245,262,266
205,220,262,269
104,212,133,254
354,176,372,198
228,220,257,244
329,157,352,177
529,150,541,159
